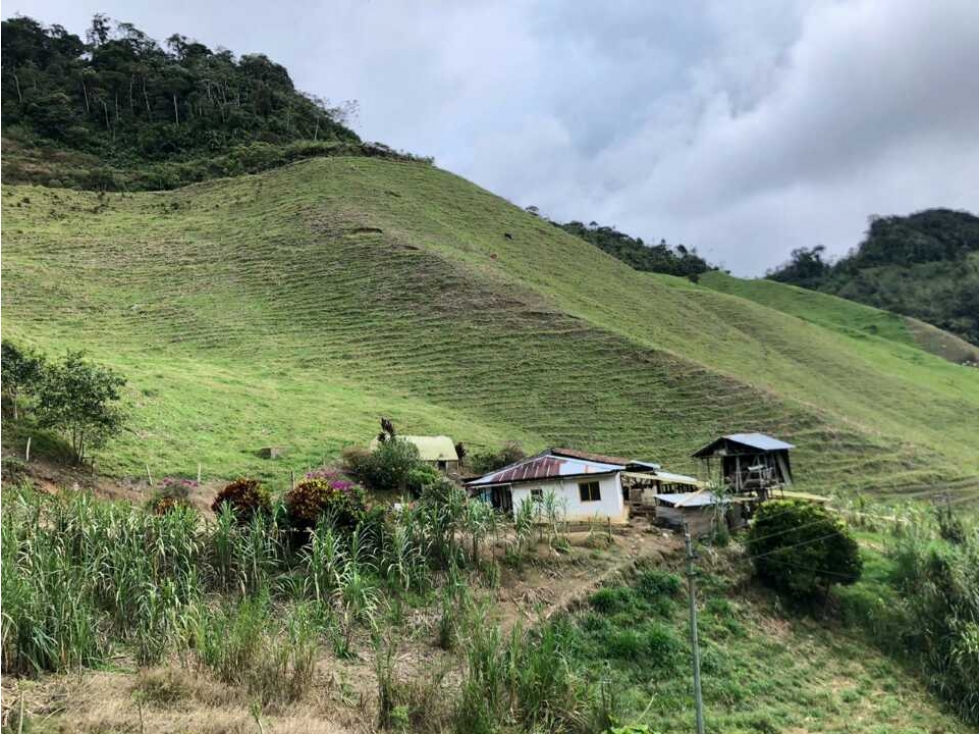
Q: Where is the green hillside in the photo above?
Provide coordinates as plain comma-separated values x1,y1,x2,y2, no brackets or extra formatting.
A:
767,209,979,346
3,158,979,492
701,271,979,365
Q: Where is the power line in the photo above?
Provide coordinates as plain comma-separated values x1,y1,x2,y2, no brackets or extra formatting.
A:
758,556,862,581
744,530,845,562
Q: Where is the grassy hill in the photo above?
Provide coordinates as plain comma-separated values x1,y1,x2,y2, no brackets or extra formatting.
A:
4,157,979,494
766,209,979,346
700,271,979,365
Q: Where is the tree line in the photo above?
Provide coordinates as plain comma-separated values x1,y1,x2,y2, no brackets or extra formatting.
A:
544,214,714,279
1,14,359,164
767,209,979,346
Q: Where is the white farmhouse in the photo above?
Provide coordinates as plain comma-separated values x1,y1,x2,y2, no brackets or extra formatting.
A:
465,447,701,523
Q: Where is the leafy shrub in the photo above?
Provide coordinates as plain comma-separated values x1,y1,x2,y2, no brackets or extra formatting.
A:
1,339,46,420
406,464,441,496
147,477,197,515
589,586,637,614
285,475,367,533
636,570,682,600
468,441,526,475
340,445,372,477
211,477,271,523
361,439,422,492
884,528,979,724
642,624,681,669
746,500,862,599
606,630,645,660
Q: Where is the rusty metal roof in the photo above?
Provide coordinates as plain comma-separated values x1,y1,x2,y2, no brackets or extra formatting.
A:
466,451,625,486
551,447,633,465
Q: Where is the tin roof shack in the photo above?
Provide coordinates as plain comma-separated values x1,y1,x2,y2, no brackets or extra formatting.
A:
653,492,740,537
692,433,794,499
465,448,700,524
369,435,460,473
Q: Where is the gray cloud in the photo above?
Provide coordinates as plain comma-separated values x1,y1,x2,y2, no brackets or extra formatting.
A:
5,0,978,273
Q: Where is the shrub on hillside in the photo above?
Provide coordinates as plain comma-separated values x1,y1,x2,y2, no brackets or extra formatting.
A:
211,477,271,523
147,477,197,515
406,464,441,496
1,339,47,420
467,441,526,475
746,500,862,599
360,439,422,492
285,476,367,533
883,526,979,724
340,446,372,477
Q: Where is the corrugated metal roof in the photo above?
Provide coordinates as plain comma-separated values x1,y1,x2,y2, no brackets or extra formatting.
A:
466,452,624,486
725,433,794,451
692,432,794,457
551,447,633,465
655,492,726,508
369,435,458,462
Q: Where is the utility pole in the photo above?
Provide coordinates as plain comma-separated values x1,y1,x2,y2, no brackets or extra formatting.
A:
684,524,706,734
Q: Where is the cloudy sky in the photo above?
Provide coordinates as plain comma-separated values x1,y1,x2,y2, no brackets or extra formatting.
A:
5,0,978,274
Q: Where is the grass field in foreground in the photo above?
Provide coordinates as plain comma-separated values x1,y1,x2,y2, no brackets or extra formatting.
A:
3,157,979,492
562,556,970,734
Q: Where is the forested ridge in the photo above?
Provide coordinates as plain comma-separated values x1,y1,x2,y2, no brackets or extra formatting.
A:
1,14,357,159
0,15,426,191
768,209,979,345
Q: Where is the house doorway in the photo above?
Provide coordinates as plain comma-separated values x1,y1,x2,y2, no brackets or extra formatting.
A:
491,486,513,514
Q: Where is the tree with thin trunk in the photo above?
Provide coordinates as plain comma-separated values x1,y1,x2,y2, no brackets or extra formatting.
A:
35,351,127,464
1,340,47,421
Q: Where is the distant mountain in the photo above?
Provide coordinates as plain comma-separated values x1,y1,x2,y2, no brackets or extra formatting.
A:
767,209,979,345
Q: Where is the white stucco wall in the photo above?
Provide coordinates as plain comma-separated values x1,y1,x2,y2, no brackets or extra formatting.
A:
510,473,627,523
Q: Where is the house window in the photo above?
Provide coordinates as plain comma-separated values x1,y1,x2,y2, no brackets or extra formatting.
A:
579,481,601,502
530,489,543,503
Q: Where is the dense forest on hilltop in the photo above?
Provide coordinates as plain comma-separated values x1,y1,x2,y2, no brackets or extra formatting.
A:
555,219,714,278
1,14,357,158
0,15,425,190
768,209,979,345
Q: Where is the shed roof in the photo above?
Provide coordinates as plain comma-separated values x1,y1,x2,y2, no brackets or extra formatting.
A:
654,492,727,508
692,432,794,458
370,435,459,462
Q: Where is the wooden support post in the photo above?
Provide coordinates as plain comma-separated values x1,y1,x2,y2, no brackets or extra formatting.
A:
146,464,153,486
25,436,31,463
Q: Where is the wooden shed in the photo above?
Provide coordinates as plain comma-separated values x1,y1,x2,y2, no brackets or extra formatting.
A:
692,433,794,498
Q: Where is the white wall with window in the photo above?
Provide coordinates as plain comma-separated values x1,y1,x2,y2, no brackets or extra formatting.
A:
509,472,627,523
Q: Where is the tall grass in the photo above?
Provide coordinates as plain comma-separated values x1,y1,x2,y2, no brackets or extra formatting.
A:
454,603,604,734
838,509,979,725
2,483,513,679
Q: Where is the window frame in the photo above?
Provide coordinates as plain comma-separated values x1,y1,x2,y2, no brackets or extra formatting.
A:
578,480,602,503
